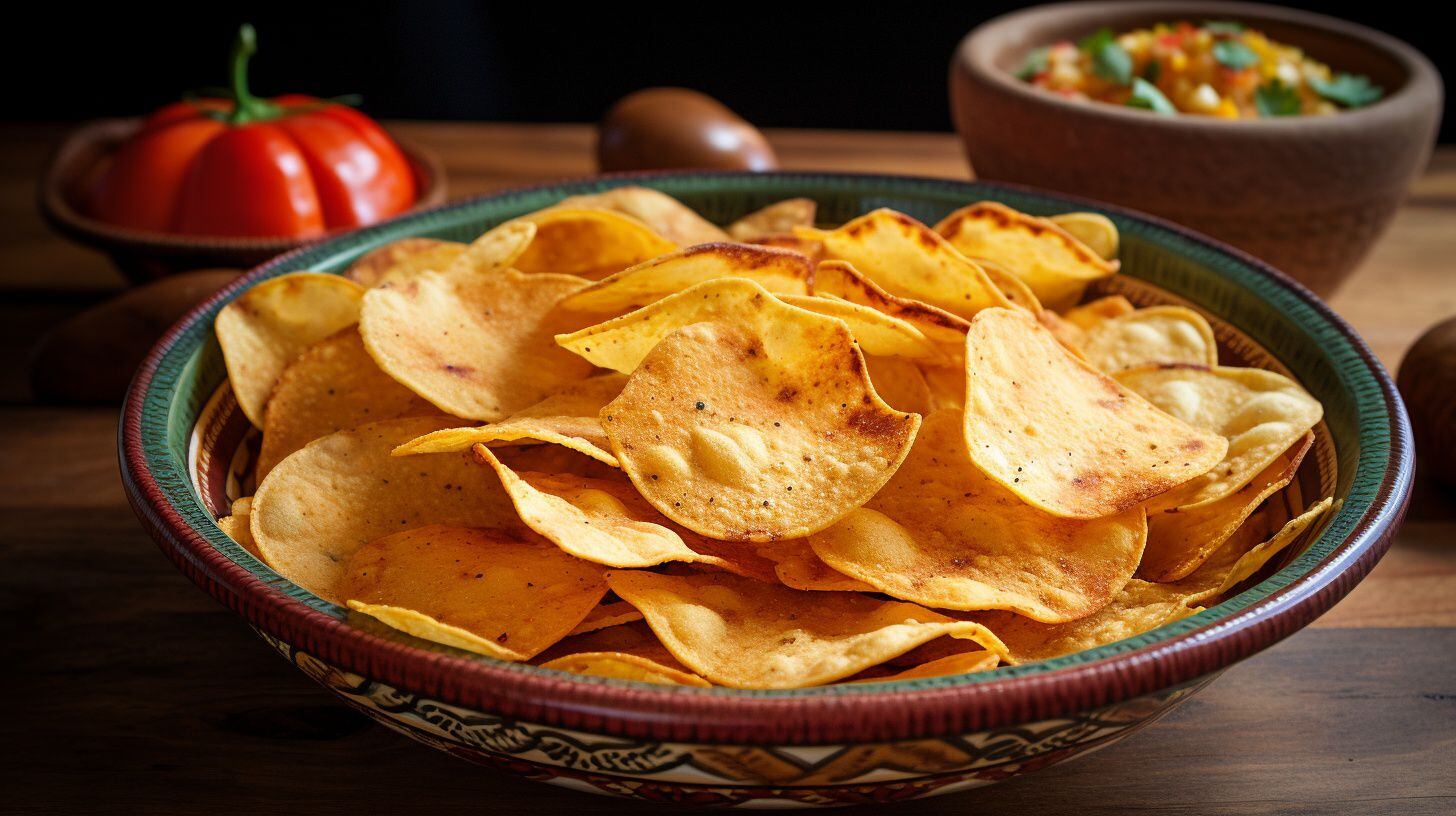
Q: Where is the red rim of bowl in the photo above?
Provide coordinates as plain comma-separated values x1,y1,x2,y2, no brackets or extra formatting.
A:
119,169,1412,746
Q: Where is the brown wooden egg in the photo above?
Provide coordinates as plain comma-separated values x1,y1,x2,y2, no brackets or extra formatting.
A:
1397,315,1456,487
598,88,777,173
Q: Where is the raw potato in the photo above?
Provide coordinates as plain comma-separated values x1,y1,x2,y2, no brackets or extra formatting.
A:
340,525,607,661
558,242,812,314
607,570,1008,688
344,238,466,288
962,308,1227,519
811,410,1146,622
601,314,919,541
215,272,366,427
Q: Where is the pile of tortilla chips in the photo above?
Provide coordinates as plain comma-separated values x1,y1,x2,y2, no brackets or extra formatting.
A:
212,186,1331,689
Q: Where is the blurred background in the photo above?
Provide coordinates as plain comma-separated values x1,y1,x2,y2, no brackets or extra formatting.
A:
7,1,1452,139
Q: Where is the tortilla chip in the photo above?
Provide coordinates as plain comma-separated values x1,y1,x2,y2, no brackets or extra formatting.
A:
962,308,1227,519
936,202,1118,309
393,374,626,467
553,186,729,246
845,650,1000,684
1116,364,1324,510
600,309,919,541
339,525,607,661
864,355,932,414
803,209,1013,320
755,539,875,592
727,198,817,242
976,258,1043,314
557,242,812,314
811,410,1145,622
1062,295,1136,331
344,237,467,288
215,272,366,427
257,327,439,480
568,601,644,636
806,260,971,345
512,207,677,280
920,363,966,412
361,266,593,421
1140,432,1313,582
776,293,939,359
753,232,825,264
1081,306,1219,373
607,570,1007,688
215,497,260,559
1049,212,1119,260
539,651,711,686
250,416,515,604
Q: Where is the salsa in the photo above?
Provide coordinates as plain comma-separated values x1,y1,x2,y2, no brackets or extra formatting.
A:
1016,21,1384,119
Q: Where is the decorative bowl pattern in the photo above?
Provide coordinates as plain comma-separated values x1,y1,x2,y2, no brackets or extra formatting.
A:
121,172,1411,807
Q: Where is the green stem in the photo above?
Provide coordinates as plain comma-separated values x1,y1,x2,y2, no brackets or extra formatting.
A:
226,24,281,125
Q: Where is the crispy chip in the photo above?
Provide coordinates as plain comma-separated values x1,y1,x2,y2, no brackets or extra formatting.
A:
1116,364,1324,510
976,258,1043,313
215,496,260,559
477,445,777,578
982,498,1331,663
755,539,875,592
361,266,593,421
393,374,626,466
804,209,1013,320
569,601,644,636
600,311,919,541
215,272,366,427
920,363,967,411
1049,212,1119,260
811,410,1145,622
864,355,933,414
846,650,1000,684
340,525,607,661
936,202,1118,309
539,651,711,686
250,417,514,604
607,570,1007,688
344,238,467,288
727,198,818,241
1141,432,1313,581
776,293,939,359
963,309,1227,519
1080,306,1218,373
805,260,971,345
512,207,677,280
1063,295,1136,330
256,327,438,480
557,243,812,314
554,186,729,246
753,232,825,264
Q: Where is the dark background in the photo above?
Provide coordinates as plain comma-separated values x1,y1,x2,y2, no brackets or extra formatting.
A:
6,1,1450,139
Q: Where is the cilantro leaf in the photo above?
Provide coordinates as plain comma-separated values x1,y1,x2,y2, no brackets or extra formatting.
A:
1309,73,1384,108
1203,21,1246,35
1212,39,1260,71
1255,80,1302,117
1015,47,1050,80
1079,28,1133,85
1127,77,1177,115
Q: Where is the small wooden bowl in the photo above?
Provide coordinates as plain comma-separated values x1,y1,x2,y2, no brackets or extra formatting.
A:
38,118,448,283
951,1,1443,297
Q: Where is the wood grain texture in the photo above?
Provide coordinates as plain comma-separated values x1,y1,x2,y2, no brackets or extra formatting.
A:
0,122,1452,813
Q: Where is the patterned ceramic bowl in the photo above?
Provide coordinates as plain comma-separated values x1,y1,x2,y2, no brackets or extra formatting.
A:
120,172,1411,808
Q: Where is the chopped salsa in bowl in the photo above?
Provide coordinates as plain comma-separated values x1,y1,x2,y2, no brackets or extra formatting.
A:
1016,20,1384,118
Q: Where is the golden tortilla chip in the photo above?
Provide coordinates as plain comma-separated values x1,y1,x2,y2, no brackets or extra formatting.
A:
340,525,607,661
753,232,825,264
1140,432,1313,582
936,202,1118,309
607,570,1007,688
215,497,260,559
361,265,593,422
982,498,1331,663
755,539,875,592
557,242,812,314
344,237,467,288
393,374,626,467
512,207,677,280
963,308,1227,519
257,327,438,480
476,445,777,578
920,363,967,412
976,258,1043,314
215,272,366,427
863,355,932,414
811,410,1146,622
776,293,939,359
554,186,729,246
1116,364,1324,510
539,651,711,687
809,261,971,345
1062,295,1136,331
250,416,514,604
569,601,644,636
1049,212,1119,260
600,310,919,541
846,650,1000,684
727,198,817,242
803,209,1013,320
1081,306,1218,373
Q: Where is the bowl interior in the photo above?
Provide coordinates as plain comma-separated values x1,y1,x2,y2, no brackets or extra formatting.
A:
138,172,1398,696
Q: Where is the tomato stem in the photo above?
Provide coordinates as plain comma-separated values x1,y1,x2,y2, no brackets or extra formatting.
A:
226,24,282,125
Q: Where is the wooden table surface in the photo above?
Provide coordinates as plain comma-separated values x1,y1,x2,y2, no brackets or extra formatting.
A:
2,123,1453,814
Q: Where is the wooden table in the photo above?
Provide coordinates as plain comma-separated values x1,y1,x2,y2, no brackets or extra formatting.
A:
2,124,1453,814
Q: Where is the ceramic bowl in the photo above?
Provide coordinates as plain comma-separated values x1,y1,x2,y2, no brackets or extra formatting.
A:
120,172,1411,807
950,1,1442,297
39,118,448,284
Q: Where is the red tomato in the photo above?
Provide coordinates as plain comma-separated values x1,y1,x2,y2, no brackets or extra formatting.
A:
88,26,416,238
